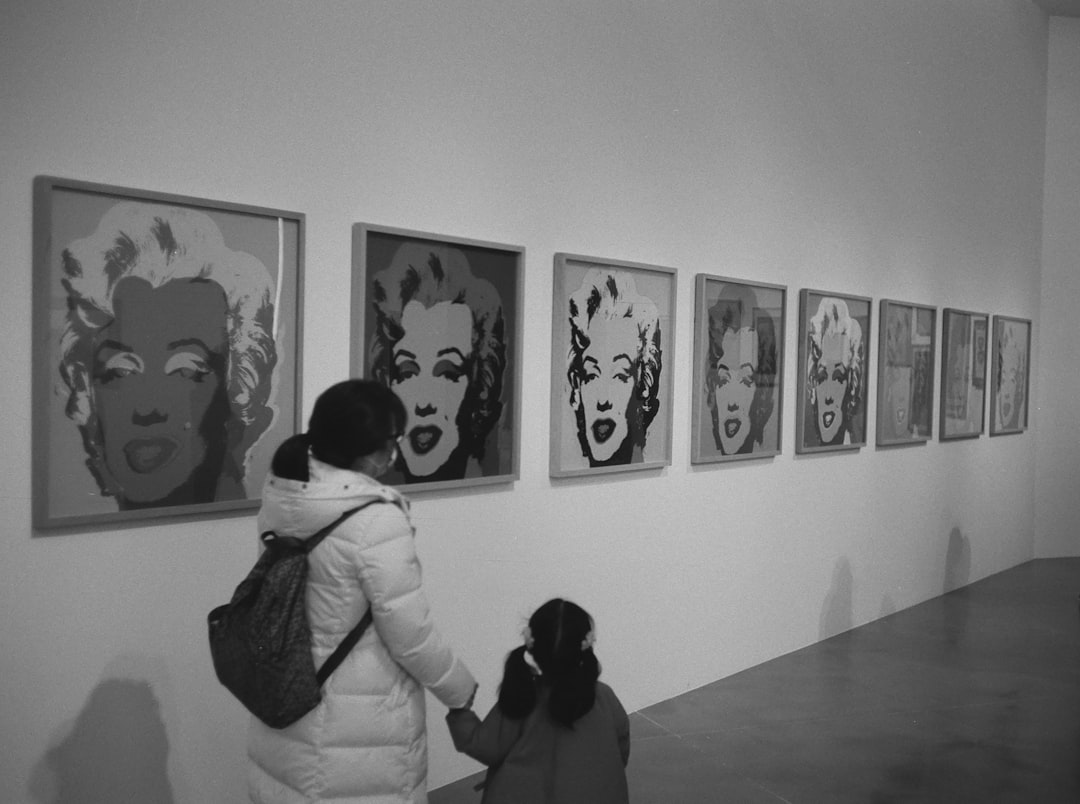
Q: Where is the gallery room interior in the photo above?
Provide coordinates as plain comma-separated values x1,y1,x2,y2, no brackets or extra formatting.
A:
2,0,1079,802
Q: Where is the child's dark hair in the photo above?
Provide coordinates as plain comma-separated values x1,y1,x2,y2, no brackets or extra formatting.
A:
271,379,406,481
497,598,600,728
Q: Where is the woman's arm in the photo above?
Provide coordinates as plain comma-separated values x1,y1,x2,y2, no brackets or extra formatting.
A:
352,504,476,707
445,704,524,767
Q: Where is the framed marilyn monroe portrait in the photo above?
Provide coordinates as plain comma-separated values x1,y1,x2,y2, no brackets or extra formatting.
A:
796,288,872,454
550,253,676,478
351,223,523,493
32,176,304,529
691,274,786,464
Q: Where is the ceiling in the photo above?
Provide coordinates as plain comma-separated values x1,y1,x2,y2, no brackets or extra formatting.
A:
1032,0,1080,17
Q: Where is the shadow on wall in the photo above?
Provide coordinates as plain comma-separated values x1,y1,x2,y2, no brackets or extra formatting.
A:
942,526,973,647
29,678,174,804
879,594,897,619
944,526,972,594
819,557,853,641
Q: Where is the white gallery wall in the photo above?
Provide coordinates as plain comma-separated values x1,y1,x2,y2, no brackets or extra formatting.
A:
0,1,1063,801
1036,16,1080,557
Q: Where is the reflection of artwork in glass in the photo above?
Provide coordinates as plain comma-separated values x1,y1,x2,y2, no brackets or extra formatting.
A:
692,275,785,464
565,269,662,467
939,309,987,441
881,305,913,441
369,242,507,483
993,319,1028,432
910,346,932,434
972,319,987,390
58,203,279,510
945,317,971,420
705,286,778,455
804,296,865,448
877,300,936,445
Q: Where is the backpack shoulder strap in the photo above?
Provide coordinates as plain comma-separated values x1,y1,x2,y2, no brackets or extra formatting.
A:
316,607,373,685
303,499,385,553
306,495,403,685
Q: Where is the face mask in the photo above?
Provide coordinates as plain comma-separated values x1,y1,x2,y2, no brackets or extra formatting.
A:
369,439,400,478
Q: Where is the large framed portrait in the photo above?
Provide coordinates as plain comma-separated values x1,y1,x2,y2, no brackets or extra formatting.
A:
876,299,936,447
550,253,676,478
351,223,522,493
939,308,988,441
989,315,1031,436
691,274,785,464
32,176,304,529
796,289,872,454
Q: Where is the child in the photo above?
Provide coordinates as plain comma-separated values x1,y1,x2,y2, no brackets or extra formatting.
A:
446,598,630,804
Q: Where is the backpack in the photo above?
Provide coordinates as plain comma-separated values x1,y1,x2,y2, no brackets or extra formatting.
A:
207,500,387,728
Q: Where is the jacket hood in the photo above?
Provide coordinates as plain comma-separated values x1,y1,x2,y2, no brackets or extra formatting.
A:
257,456,405,541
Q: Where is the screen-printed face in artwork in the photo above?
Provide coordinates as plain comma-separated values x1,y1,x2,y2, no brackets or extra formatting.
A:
391,299,472,478
578,315,639,463
712,327,759,455
813,330,849,445
91,276,230,507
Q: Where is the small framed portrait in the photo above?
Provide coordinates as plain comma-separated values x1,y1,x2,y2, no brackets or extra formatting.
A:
691,274,786,464
939,308,988,441
351,224,523,493
876,299,936,447
796,289,872,454
32,176,304,529
550,253,676,478
989,315,1031,436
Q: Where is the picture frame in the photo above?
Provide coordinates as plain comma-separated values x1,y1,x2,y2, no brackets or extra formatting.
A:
939,308,988,441
351,223,523,493
989,315,1031,436
32,176,304,529
876,299,936,447
691,274,786,464
796,288,872,454
550,253,676,478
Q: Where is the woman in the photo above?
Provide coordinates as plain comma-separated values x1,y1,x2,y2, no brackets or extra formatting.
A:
247,379,477,803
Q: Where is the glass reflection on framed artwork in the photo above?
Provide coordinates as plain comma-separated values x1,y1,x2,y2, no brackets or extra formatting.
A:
691,274,786,464
939,308,988,441
876,299,936,447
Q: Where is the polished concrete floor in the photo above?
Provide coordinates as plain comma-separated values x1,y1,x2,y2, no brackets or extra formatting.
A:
431,558,1080,803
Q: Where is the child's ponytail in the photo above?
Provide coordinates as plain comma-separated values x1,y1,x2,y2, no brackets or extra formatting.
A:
270,433,312,481
497,645,538,720
547,644,599,728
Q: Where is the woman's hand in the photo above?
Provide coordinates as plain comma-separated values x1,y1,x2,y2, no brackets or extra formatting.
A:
451,683,478,712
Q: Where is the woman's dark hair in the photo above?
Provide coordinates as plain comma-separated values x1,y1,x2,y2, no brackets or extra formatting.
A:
497,598,600,728
271,379,406,481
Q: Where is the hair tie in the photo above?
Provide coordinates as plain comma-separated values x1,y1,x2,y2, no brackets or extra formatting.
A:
581,630,595,651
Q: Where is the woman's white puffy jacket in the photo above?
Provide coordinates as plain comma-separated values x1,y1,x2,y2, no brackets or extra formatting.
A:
247,457,476,803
